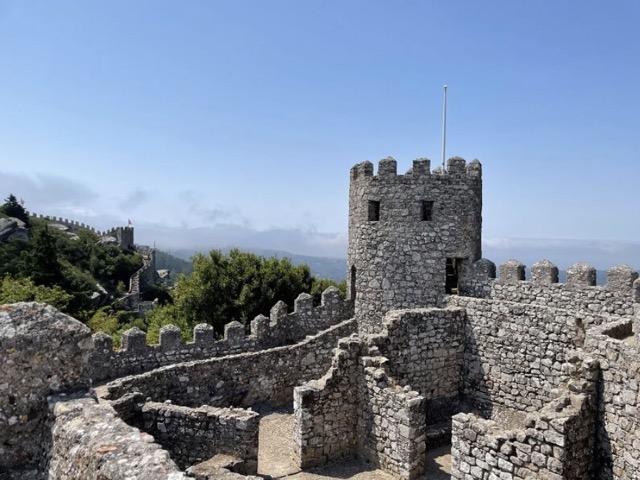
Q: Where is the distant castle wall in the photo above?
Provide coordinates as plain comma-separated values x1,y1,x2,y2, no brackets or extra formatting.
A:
28,212,135,250
28,212,100,234
126,248,156,297
92,287,353,382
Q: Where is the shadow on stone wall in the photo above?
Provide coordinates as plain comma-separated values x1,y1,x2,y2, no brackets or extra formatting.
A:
595,369,613,479
459,319,493,418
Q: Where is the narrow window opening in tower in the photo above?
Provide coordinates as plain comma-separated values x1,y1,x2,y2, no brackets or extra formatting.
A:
421,200,434,221
368,201,380,221
350,266,357,300
445,258,459,294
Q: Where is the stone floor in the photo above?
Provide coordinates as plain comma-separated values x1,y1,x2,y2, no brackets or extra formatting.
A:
257,410,451,479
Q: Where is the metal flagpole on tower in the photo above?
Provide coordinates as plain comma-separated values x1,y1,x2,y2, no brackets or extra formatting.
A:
441,84,448,172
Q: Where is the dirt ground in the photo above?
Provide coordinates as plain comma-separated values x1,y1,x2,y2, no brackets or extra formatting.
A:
257,410,451,480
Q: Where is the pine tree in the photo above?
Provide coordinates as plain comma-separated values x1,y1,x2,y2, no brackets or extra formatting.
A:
0,194,29,224
28,225,63,286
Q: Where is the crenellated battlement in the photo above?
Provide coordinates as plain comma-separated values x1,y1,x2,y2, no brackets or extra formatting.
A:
29,212,101,234
91,287,354,381
28,212,135,251
458,257,640,319
350,156,482,183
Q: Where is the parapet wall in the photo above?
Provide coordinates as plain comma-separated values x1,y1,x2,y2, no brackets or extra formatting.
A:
92,287,353,382
460,258,639,320
137,402,259,474
102,317,357,408
47,394,187,480
28,212,131,239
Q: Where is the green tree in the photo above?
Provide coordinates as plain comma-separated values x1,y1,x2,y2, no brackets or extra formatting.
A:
28,224,63,286
0,194,29,224
146,249,315,339
0,275,73,311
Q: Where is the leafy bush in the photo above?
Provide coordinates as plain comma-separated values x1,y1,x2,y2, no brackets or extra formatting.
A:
0,276,73,311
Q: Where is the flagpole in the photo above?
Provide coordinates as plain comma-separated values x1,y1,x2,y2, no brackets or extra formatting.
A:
441,84,448,171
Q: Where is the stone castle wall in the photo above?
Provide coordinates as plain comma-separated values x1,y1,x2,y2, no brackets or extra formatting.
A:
369,308,465,423
47,395,188,480
348,156,482,333
136,402,259,474
450,352,599,480
0,303,94,475
294,336,363,468
28,212,134,246
585,318,640,479
294,335,427,479
446,295,602,412
102,317,356,408
356,357,427,479
461,258,639,319
91,287,353,381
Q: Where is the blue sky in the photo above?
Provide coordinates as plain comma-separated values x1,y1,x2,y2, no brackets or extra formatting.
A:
1,1,639,268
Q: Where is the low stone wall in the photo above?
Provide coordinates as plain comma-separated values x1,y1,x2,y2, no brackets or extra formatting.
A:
92,288,353,382
450,354,598,480
294,336,364,468
103,318,356,408
139,402,259,473
370,308,464,423
357,357,426,479
585,318,640,479
447,296,595,412
47,395,187,480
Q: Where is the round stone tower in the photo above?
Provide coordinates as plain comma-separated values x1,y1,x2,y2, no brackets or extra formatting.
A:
347,156,482,333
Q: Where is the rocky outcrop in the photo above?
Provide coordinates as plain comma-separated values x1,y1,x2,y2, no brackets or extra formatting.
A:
0,217,28,242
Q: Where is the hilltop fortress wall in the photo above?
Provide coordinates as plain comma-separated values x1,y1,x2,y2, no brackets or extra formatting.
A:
28,212,134,248
91,287,353,382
